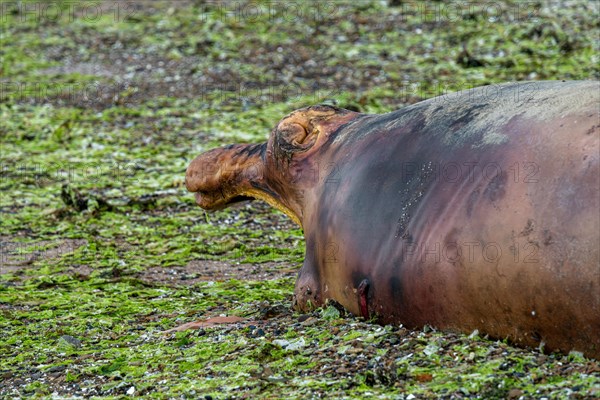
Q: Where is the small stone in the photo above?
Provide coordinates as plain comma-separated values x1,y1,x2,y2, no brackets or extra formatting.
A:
508,388,523,399
301,317,317,326
260,306,282,319
297,314,310,322
423,343,439,356
415,373,433,382
273,338,306,350
286,337,306,351
126,386,135,395
346,347,363,355
47,365,67,373
59,335,82,348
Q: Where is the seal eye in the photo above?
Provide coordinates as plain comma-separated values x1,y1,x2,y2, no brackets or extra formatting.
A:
298,127,319,148
275,123,314,156
274,116,326,157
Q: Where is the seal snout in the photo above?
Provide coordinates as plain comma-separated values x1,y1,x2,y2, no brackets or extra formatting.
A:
185,143,267,210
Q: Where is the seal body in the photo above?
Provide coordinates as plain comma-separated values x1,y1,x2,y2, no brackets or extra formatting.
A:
186,81,600,358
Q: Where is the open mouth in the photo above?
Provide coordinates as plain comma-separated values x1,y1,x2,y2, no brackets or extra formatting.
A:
225,195,255,205
195,191,255,210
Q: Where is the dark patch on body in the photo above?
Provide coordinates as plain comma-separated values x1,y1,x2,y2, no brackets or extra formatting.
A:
351,270,370,293
448,104,487,132
393,148,437,240
388,275,403,299
395,213,411,240
584,124,598,135
466,188,481,217
519,219,535,237
244,142,266,158
443,228,463,263
542,229,554,246
483,172,507,202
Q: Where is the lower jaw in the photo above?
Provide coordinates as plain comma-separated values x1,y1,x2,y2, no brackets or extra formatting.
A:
239,188,302,227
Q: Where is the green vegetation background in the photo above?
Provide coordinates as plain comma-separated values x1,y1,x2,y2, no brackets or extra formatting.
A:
1,1,598,398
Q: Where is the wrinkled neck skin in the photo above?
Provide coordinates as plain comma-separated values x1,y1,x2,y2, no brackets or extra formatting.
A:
248,145,306,227
263,107,361,227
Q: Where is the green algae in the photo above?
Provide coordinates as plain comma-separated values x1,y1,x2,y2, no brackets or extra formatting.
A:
1,0,599,398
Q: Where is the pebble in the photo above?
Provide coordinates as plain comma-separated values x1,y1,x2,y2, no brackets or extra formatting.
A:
301,317,317,326
297,314,310,322
59,335,82,348
508,388,523,399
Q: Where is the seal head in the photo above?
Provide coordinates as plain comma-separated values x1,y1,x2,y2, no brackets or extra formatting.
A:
185,105,359,226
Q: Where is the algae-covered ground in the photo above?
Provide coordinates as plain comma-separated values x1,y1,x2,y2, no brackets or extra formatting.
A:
1,0,599,398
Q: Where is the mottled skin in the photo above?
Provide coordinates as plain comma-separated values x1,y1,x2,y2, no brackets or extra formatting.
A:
186,81,600,358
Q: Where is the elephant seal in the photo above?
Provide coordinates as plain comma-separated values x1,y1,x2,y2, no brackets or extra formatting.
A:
185,81,600,358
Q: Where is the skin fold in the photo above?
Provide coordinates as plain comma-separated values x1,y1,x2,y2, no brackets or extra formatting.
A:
186,81,600,358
